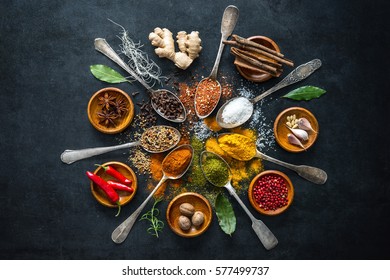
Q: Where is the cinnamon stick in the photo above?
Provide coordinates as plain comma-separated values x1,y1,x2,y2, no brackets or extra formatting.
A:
224,39,294,67
232,34,284,58
235,48,283,69
231,47,278,76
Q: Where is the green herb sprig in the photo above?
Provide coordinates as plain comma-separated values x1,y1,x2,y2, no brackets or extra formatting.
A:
139,196,164,238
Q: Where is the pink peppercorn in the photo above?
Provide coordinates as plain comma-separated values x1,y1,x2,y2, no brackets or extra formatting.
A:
253,174,289,211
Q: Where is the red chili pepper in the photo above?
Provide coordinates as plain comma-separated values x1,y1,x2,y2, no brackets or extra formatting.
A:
96,164,132,185
107,181,134,193
86,171,121,217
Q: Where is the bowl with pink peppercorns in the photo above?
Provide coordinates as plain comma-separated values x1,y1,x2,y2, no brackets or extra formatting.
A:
248,170,294,216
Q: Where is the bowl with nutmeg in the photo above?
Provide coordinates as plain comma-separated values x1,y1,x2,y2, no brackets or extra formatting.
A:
87,87,134,134
166,192,212,238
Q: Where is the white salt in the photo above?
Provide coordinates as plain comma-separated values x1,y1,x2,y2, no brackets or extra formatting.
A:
221,97,253,124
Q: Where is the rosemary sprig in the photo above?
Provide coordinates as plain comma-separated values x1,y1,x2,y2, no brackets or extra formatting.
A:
139,196,164,238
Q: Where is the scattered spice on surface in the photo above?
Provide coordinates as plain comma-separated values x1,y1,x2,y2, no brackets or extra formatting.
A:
253,174,289,211
201,152,230,187
151,90,184,121
195,78,221,117
204,116,222,132
136,99,157,129
128,147,150,175
218,133,257,161
141,126,180,152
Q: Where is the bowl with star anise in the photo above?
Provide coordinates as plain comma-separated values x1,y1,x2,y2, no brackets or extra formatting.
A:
88,87,134,134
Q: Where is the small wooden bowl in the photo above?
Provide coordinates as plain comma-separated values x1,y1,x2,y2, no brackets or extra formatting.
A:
248,170,294,216
87,87,134,134
235,35,281,83
90,161,137,207
273,107,319,152
166,192,212,238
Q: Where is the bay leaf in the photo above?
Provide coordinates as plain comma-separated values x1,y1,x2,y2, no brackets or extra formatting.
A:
283,86,326,101
90,64,128,84
215,193,236,236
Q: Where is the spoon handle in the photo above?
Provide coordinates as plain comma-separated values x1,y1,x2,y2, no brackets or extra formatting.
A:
111,176,168,244
209,5,239,80
60,141,141,164
94,38,153,93
252,59,322,104
225,183,278,250
257,151,327,184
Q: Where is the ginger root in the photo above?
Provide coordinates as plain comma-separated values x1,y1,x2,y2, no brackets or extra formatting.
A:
148,27,202,70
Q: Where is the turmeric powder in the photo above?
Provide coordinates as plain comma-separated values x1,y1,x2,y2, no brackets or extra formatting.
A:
218,133,257,161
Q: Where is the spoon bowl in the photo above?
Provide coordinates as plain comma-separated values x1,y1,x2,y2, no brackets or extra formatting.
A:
60,125,181,164
194,5,239,119
200,151,278,250
111,144,194,244
216,59,322,128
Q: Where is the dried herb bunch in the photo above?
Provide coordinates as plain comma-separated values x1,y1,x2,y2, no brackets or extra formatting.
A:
97,92,129,127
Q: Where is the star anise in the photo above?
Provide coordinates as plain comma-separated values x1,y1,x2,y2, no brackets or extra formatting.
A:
98,92,116,110
112,97,129,117
97,109,119,127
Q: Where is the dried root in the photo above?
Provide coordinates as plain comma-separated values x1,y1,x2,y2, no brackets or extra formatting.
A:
149,27,202,70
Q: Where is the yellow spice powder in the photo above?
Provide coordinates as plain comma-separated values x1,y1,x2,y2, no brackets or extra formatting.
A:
218,133,257,161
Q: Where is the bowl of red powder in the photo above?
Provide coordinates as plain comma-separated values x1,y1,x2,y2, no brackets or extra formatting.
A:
248,170,294,215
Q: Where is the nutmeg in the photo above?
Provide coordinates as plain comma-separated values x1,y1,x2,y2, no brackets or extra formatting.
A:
179,203,195,217
191,211,205,227
178,215,191,231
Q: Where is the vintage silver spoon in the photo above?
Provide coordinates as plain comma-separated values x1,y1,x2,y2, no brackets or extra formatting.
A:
217,133,327,184
111,144,194,244
194,5,239,119
200,151,278,250
216,59,322,128
60,125,180,164
94,38,187,123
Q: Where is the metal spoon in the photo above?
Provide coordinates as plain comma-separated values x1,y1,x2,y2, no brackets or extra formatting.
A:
194,5,239,119
60,125,180,164
111,144,194,244
94,38,187,123
217,133,327,184
200,151,278,250
216,59,322,128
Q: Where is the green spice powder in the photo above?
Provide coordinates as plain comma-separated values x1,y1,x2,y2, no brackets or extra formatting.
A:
202,155,230,187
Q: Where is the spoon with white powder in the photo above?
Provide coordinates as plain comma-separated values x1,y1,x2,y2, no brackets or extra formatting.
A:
216,59,322,129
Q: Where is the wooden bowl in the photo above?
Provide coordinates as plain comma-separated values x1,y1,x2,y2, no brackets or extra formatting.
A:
235,35,281,83
166,192,212,238
90,161,137,207
273,107,319,152
248,170,294,216
87,87,134,134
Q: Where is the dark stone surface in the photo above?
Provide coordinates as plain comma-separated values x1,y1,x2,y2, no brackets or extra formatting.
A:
0,0,388,259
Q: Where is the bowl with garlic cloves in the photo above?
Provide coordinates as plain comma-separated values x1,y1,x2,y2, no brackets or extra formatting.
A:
273,107,319,152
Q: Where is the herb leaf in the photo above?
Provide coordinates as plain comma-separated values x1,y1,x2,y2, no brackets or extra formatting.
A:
283,86,326,101
90,64,129,84
215,193,236,236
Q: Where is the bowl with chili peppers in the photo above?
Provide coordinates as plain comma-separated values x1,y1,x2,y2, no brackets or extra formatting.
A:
87,87,134,134
248,170,294,216
89,161,137,213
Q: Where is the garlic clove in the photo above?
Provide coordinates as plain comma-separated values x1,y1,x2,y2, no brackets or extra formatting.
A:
298,117,317,133
285,125,309,141
287,133,307,151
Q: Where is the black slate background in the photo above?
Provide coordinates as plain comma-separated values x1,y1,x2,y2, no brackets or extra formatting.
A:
0,0,389,260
